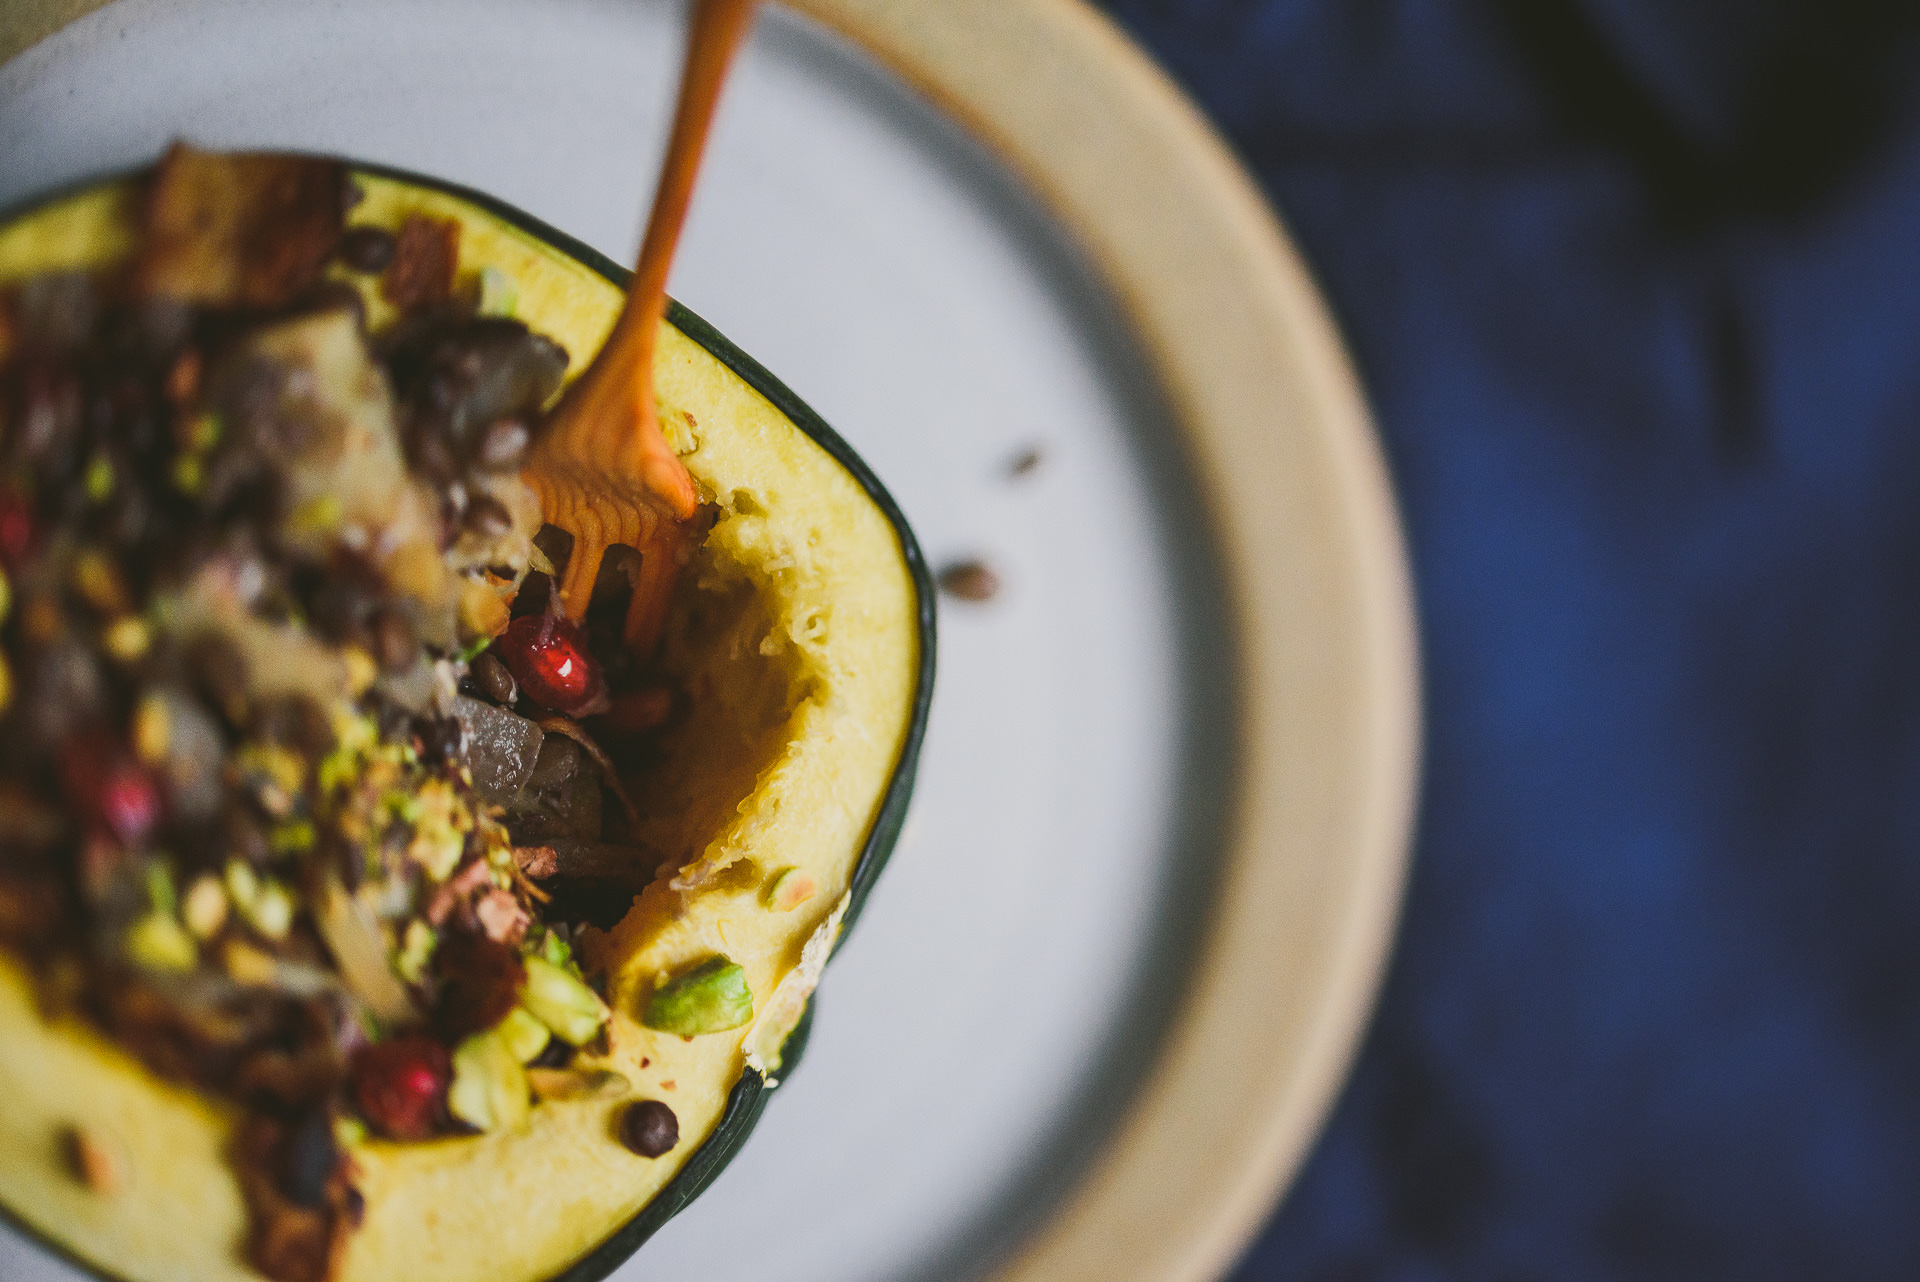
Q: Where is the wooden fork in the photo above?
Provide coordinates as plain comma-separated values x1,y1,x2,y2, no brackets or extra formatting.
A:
523,0,759,655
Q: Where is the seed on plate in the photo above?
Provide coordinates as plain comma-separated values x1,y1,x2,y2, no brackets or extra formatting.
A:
618,1099,679,1158
1006,446,1044,478
937,559,1001,603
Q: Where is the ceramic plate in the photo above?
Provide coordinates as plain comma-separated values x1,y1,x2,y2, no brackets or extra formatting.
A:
0,2,1419,1281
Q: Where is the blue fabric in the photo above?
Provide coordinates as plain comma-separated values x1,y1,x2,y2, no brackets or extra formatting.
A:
1093,2,1920,1277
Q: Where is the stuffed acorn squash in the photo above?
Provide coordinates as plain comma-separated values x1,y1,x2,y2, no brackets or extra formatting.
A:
0,149,931,1282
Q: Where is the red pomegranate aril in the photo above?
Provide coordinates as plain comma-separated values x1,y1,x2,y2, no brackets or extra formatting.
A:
60,739,161,847
351,1037,452,1141
0,494,33,566
495,614,604,716
100,766,161,846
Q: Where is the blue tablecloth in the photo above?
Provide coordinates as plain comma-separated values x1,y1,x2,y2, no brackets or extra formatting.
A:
1095,2,1920,1277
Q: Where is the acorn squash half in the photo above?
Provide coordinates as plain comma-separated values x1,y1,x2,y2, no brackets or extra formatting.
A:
0,160,934,1282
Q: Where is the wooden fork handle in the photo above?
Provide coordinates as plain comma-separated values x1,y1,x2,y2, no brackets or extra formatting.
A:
593,0,761,467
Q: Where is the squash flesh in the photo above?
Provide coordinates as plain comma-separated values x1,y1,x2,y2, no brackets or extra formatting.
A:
0,170,919,1282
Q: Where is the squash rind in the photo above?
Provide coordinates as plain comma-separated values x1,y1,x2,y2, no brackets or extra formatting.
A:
0,158,935,1282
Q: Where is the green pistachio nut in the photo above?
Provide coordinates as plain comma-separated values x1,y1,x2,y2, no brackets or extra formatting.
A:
126,912,197,973
519,956,610,1047
395,919,438,985
640,957,754,1037
476,265,519,317
762,866,816,912
497,1006,553,1064
448,1030,531,1133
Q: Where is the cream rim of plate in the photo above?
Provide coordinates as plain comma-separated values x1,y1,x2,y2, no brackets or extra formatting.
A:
0,3,1422,1282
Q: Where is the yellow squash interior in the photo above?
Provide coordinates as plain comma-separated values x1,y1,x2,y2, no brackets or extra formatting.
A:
0,171,919,1282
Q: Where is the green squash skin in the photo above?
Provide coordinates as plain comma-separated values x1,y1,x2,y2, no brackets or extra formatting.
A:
0,159,937,1282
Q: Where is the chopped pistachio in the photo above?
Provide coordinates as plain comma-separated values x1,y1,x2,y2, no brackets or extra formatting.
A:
405,778,472,881
131,696,170,766
170,454,203,494
448,1030,531,1133
269,819,317,855
395,919,438,985
144,860,177,916
332,1115,369,1149
181,875,229,940
520,956,610,1046
497,1006,552,1064
102,616,151,662
231,743,307,818
84,454,115,503
763,866,817,913
126,912,197,973
69,549,127,613
288,494,344,536
341,647,378,697
640,957,754,1037
539,929,573,970
221,939,279,987
184,410,222,452
476,265,518,317
455,631,496,665
237,877,293,941
224,859,259,911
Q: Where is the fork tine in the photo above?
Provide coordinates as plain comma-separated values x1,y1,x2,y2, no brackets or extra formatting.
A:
624,526,684,654
559,507,606,621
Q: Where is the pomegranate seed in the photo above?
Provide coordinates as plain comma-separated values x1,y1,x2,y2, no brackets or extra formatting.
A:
60,738,161,847
351,1036,451,1140
0,494,33,565
495,614,604,716
100,766,161,846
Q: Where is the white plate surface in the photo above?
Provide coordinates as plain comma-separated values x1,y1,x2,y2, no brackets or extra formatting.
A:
0,3,1231,1280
